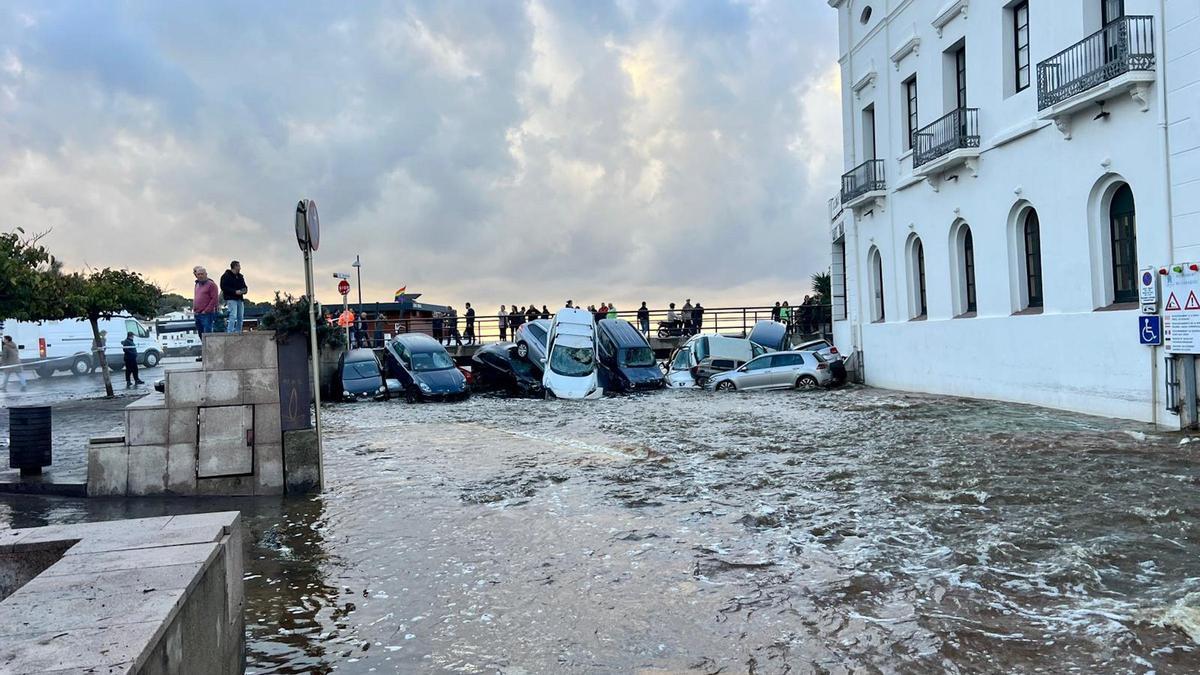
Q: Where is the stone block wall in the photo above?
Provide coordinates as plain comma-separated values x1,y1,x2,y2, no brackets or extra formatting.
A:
88,332,297,497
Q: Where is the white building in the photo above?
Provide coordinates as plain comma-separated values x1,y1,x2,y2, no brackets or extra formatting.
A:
827,0,1200,426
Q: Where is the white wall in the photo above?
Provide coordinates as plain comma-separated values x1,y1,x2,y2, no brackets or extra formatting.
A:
1166,1,1200,262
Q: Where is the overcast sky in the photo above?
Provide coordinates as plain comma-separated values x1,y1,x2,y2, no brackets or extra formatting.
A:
0,0,841,312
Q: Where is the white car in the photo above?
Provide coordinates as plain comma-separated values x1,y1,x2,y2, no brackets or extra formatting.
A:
707,351,832,391
665,333,769,388
542,308,602,399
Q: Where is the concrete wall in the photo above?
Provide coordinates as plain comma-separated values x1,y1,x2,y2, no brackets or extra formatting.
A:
827,0,1192,425
1166,1,1200,262
0,512,244,673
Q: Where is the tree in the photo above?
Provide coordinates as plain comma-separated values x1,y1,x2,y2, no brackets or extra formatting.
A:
0,229,67,322
811,272,831,301
156,292,193,316
60,269,162,398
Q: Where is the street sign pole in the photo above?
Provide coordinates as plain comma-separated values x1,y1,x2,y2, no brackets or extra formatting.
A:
296,199,324,492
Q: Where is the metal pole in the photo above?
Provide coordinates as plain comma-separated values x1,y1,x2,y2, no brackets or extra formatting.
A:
355,255,363,317
1183,354,1198,430
343,293,350,348
303,247,325,491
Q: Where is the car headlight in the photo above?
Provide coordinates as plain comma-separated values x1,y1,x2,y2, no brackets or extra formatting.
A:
419,382,432,393
377,386,386,394
343,390,351,397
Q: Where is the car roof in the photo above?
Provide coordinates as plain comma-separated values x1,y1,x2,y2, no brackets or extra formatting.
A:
553,307,594,324
796,339,832,349
597,319,650,348
344,348,379,362
392,333,446,353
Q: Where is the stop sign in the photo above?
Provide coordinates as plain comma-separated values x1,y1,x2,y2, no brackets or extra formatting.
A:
337,279,350,296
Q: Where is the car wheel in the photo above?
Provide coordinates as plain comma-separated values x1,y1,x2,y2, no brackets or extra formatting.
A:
71,356,92,376
795,375,818,390
143,351,160,368
717,380,736,392
405,389,419,404
516,341,529,359
657,328,669,338
34,367,55,380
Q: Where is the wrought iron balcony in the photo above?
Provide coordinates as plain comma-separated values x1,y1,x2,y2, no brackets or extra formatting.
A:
1037,16,1154,111
840,159,885,205
913,108,979,169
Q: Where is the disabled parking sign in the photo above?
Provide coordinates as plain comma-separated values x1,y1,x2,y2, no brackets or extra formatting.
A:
1139,315,1162,346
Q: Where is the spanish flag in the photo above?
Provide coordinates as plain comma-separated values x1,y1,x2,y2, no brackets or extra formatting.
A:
394,286,407,301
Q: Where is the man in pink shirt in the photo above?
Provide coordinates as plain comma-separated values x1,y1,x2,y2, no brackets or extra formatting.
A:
193,266,220,335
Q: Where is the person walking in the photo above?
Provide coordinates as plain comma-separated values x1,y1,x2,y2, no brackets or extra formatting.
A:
682,299,694,335
1,335,26,392
498,305,508,341
432,312,445,344
637,302,650,336
193,266,219,335
464,303,476,345
121,331,145,387
219,261,248,333
694,302,705,333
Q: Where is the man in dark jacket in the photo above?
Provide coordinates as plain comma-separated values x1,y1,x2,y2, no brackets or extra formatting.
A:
432,313,444,344
447,308,463,347
219,261,248,333
464,303,476,345
121,332,144,387
693,302,705,333
637,302,650,336
540,305,550,319
508,305,521,336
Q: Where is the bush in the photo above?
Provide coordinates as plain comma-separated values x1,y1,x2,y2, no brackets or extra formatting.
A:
257,292,345,351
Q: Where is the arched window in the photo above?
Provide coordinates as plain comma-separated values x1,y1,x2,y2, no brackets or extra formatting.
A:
869,247,885,322
951,222,977,316
1023,210,1043,308
907,235,927,319
1110,184,1137,304
963,227,977,313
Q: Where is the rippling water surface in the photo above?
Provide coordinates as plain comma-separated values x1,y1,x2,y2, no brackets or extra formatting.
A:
4,386,1200,673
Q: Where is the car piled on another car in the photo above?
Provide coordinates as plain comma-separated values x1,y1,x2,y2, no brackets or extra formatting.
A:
471,342,544,397
383,333,470,402
514,319,551,368
795,338,847,384
666,333,769,388
542,307,602,399
595,319,664,392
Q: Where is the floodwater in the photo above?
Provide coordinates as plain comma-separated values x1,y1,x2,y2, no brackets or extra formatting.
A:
3,386,1200,673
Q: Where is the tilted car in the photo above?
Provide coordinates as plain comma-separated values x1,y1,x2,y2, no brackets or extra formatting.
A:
707,350,832,392
336,348,389,402
795,338,847,384
383,333,470,402
471,342,544,397
665,333,769,388
595,319,664,392
514,319,551,367
543,307,601,399
747,320,789,352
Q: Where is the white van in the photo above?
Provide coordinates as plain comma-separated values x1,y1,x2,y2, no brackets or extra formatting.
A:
666,333,769,388
0,316,163,378
542,307,602,399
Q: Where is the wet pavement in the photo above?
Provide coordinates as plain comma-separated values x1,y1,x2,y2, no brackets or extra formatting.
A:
2,386,1200,673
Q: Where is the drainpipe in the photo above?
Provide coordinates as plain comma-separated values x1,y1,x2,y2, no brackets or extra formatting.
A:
1154,0,1183,427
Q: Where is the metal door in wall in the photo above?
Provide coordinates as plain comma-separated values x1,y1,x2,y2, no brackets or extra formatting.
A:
197,405,255,478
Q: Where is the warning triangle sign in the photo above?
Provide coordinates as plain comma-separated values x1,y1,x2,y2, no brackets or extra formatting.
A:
1166,292,1182,311
1187,291,1200,311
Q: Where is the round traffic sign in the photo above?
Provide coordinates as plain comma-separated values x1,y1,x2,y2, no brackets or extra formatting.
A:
337,279,350,296
295,200,309,251
306,199,320,251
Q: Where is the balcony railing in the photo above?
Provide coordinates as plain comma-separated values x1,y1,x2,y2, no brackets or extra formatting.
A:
913,108,979,169
828,192,844,223
840,159,885,204
1037,16,1154,111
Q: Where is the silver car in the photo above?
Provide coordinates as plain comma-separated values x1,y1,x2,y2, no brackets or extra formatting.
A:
514,319,551,366
706,350,832,392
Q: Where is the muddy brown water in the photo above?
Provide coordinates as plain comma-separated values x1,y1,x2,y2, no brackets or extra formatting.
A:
2,386,1200,673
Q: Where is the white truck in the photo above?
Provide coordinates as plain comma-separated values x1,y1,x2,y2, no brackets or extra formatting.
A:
0,316,163,378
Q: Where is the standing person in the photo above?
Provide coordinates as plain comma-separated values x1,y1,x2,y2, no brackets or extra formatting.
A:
694,302,705,333
606,303,617,320
509,305,521,337
464,303,476,345
682,299,694,335
121,332,144,387
193,266,219,336
565,300,574,309
432,312,444,344
498,305,508,341
448,308,463,347
0,335,26,392
540,305,550,320
597,302,608,321
637,302,650,336
799,295,813,335
219,261,248,333
526,305,539,323
780,301,792,334
771,301,782,322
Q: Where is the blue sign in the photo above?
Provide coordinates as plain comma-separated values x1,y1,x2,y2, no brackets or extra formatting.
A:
1140,315,1162,346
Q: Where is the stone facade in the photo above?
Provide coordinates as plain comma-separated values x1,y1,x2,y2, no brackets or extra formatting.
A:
88,332,301,497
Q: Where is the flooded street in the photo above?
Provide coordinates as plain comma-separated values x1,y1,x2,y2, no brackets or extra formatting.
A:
4,386,1200,672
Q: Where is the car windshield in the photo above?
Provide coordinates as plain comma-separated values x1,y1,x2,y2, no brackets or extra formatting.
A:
670,348,691,371
550,345,594,376
621,347,655,367
410,351,455,372
345,360,379,379
511,356,538,378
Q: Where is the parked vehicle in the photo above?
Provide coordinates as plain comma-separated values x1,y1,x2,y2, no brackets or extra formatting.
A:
0,316,162,378
747,320,789,352
336,349,389,402
595,319,665,392
543,307,601,399
657,319,687,338
156,317,203,357
514,319,551,366
707,351,832,391
796,338,847,384
665,333,768,388
382,333,470,402
471,342,544,397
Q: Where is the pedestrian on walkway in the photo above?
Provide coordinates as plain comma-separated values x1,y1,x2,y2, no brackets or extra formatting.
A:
780,301,792,334
771,301,781,322
1,335,26,392
448,308,463,347
498,305,508,341
219,261,248,333
509,305,521,337
122,332,145,387
526,305,539,323
682,299,694,335
432,312,444,344
637,302,650,336
193,266,219,335
464,303,476,345
540,305,550,320
694,302,705,333
597,302,608,323
606,303,617,320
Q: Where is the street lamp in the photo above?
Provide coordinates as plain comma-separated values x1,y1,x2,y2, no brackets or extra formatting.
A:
351,255,363,316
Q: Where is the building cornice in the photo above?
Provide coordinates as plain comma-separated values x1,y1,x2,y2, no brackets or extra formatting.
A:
889,29,920,70
931,0,969,37
851,62,878,99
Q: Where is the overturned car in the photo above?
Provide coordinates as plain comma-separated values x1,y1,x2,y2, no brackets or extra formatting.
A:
471,342,544,397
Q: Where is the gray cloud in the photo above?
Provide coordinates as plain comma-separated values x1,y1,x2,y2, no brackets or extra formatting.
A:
0,0,841,310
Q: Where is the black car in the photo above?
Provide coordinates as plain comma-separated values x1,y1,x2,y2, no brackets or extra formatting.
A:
471,342,543,397
336,348,388,402
382,333,470,402
595,319,665,392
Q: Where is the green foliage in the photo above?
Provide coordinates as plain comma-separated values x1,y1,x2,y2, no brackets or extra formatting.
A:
0,229,67,322
258,291,345,350
811,272,831,300
157,292,192,316
60,268,162,321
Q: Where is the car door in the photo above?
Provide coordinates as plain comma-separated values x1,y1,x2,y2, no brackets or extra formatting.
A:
768,353,804,388
737,355,776,390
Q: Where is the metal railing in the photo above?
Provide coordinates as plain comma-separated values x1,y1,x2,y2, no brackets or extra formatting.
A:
828,192,844,223
840,159,886,203
913,108,980,168
1037,16,1154,111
